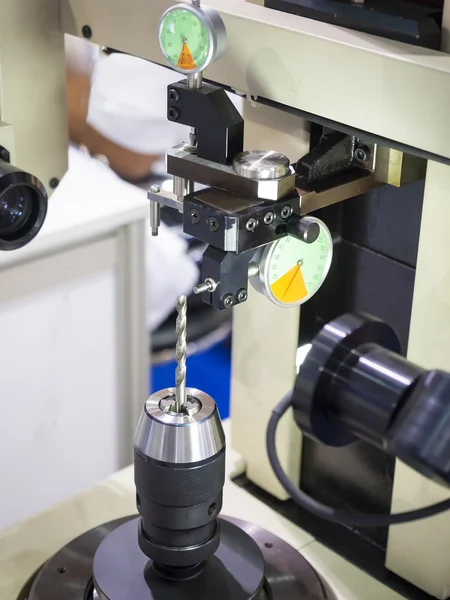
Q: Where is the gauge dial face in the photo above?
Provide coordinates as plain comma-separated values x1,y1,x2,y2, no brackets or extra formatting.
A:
261,219,333,307
160,7,211,73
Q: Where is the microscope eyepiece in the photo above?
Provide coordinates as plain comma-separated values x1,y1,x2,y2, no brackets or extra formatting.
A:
0,160,47,251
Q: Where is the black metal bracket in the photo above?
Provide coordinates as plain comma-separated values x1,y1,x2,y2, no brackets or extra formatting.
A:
201,247,254,310
296,132,356,184
167,81,244,165
296,132,371,186
183,188,300,254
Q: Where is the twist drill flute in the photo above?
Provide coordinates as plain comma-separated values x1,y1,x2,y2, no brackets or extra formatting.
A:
175,295,187,412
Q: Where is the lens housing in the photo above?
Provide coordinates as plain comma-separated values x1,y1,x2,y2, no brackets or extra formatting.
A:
0,159,48,251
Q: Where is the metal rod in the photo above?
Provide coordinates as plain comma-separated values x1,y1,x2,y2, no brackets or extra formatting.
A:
193,264,259,296
193,282,211,295
193,279,217,295
175,295,187,412
173,175,186,199
187,73,202,147
187,72,203,90
248,262,260,278
150,200,161,236
189,129,198,147
149,185,161,236
186,180,194,195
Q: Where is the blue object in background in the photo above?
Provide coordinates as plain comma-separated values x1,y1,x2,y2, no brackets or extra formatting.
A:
151,342,232,419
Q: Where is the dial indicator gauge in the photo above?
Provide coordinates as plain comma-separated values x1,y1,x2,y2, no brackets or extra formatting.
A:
255,218,333,307
159,5,226,74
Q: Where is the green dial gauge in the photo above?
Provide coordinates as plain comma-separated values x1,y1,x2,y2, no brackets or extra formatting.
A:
251,218,333,307
159,5,226,74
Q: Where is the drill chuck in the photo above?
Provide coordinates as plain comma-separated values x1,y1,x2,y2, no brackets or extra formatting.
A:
134,387,225,578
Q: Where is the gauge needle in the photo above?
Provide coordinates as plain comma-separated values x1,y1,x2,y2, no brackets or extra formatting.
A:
177,39,197,70
271,263,308,303
281,264,300,300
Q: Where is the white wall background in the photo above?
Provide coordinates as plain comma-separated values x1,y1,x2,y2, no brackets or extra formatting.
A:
0,263,120,529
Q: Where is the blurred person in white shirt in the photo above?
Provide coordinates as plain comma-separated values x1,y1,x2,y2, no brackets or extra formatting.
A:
64,37,198,330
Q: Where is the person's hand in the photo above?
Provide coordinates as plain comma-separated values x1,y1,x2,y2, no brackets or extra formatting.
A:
66,68,159,181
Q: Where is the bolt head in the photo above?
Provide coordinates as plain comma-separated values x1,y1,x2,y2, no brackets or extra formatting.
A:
222,294,235,308
82,25,92,39
49,178,60,189
237,289,248,303
354,145,371,163
264,212,275,225
246,218,258,232
150,184,161,194
208,217,220,232
281,206,293,220
168,107,180,121
190,209,200,224
168,88,180,103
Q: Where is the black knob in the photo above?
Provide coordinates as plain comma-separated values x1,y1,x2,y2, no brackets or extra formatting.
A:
288,215,320,244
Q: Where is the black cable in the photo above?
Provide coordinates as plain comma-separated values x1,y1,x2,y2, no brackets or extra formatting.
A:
267,393,450,527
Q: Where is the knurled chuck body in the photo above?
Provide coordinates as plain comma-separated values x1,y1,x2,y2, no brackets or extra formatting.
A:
134,387,226,578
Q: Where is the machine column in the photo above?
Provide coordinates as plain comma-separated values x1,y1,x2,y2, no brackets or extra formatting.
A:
230,101,306,498
0,0,67,189
386,160,450,599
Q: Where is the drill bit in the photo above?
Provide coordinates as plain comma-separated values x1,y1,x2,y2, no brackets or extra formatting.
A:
175,295,187,412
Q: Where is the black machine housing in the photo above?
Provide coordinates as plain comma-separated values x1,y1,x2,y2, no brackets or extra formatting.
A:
265,0,443,49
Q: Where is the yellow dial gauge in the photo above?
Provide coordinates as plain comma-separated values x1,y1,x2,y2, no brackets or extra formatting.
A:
253,218,333,307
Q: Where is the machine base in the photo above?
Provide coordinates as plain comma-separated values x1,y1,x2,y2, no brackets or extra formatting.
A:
94,518,265,599
24,516,329,600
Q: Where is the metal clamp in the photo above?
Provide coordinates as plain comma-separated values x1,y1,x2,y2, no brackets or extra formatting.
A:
297,142,427,216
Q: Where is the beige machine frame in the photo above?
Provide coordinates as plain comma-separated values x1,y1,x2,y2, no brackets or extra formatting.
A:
7,0,450,596
0,0,68,191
